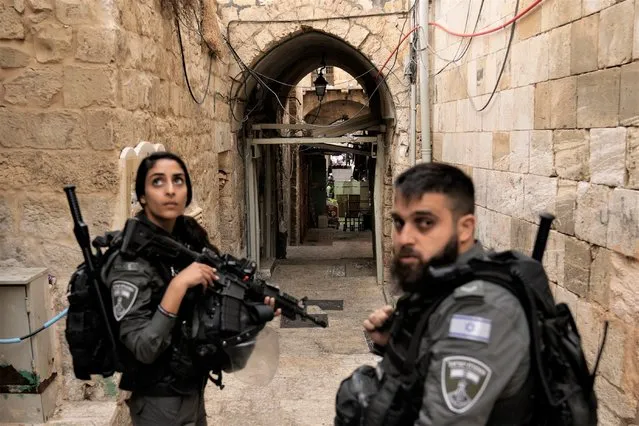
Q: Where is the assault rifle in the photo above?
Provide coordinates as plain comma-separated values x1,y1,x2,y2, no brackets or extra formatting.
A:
119,216,328,328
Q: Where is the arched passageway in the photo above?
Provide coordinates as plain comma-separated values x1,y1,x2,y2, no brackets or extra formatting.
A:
230,28,404,286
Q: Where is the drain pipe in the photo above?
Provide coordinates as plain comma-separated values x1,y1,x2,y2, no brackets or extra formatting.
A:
407,2,417,166
418,0,431,163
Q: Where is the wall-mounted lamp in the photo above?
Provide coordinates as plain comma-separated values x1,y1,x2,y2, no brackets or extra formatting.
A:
314,54,328,101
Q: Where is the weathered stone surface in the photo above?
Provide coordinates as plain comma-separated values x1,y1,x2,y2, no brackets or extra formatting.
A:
27,0,53,10
609,253,639,323
599,0,634,68
119,70,154,110
590,246,612,307
484,209,513,251
55,0,93,24
14,0,25,13
511,33,548,86
607,188,639,259
583,0,616,15
486,170,525,218
620,61,639,126
0,1,24,39
0,151,119,193
33,21,72,63
554,283,578,313
473,167,489,207
577,68,621,128
524,175,557,223
510,218,535,253
554,130,589,181
508,131,529,173
571,14,599,74
594,376,638,418
548,23,571,79
75,26,116,63
575,300,605,367
513,85,534,130
3,67,62,107
590,127,627,187
0,46,29,67
534,80,550,129
63,65,116,108
555,179,577,235
0,198,13,234
541,0,581,32
575,182,612,247
599,321,627,388
549,76,577,129
635,0,639,60
628,128,639,189
492,131,510,171
346,24,369,48
529,130,553,176
563,236,591,297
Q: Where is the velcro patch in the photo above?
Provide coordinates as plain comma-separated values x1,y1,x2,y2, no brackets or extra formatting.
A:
453,281,484,299
448,314,492,343
112,280,139,321
441,355,492,414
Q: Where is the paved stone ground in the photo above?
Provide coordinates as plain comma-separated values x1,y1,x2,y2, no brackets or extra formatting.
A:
204,229,385,425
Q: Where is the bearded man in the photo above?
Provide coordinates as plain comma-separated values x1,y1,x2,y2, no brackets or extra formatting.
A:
361,162,534,425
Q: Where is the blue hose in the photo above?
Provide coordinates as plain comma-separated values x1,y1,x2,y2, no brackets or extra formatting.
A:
0,307,69,344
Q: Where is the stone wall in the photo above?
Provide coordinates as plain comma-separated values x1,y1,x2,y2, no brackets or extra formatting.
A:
0,0,241,402
430,0,639,422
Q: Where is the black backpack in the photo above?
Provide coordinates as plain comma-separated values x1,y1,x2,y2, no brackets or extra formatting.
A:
335,214,607,426
65,231,126,380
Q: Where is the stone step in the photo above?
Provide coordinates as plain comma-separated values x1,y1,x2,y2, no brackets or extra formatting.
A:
44,400,129,426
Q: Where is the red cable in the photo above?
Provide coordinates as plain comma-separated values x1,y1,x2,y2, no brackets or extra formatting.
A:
375,26,419,80
375,0,543,80
429,0,543,38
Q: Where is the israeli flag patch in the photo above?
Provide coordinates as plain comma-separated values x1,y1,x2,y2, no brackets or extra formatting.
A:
448,314,492,343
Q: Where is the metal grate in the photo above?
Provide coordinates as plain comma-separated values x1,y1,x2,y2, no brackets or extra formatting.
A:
306,299,344,311
280,314,329,329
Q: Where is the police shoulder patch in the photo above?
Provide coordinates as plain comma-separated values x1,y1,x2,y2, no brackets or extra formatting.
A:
441,355,492,414
111,280,139,321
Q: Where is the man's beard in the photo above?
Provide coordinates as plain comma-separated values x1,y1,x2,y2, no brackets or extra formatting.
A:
390,234,460,294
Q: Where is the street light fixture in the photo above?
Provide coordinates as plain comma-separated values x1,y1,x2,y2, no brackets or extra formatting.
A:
314,54,328,101
314,71,328,101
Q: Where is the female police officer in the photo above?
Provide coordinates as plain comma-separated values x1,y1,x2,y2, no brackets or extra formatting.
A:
104,152,278,425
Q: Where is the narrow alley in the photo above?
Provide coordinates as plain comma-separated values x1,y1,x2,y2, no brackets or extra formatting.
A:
204,229,385,425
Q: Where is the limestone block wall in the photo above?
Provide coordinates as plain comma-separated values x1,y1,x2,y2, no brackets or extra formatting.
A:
430,0,639,422
0,0,241,402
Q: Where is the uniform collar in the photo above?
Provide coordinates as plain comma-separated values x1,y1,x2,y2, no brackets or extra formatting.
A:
454,240,487,265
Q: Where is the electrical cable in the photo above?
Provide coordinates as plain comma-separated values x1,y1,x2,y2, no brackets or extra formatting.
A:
429,0,542,38
466,0,520,112
176,16,213,105
434,0,486,77
0,308,68,344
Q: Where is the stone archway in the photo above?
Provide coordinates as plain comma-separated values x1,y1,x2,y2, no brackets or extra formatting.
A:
224,9,413,286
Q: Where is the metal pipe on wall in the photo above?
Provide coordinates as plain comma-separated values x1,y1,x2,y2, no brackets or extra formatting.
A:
418,0,431,163
408,1,417,166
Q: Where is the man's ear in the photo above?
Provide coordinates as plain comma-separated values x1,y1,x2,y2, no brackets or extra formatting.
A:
457,214,476,244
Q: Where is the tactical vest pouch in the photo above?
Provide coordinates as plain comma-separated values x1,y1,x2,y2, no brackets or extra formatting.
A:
335,296,440,426
65,263,118,380
445,251,604,426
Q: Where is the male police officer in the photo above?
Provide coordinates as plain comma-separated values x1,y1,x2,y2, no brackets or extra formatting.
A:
363,163,533,425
